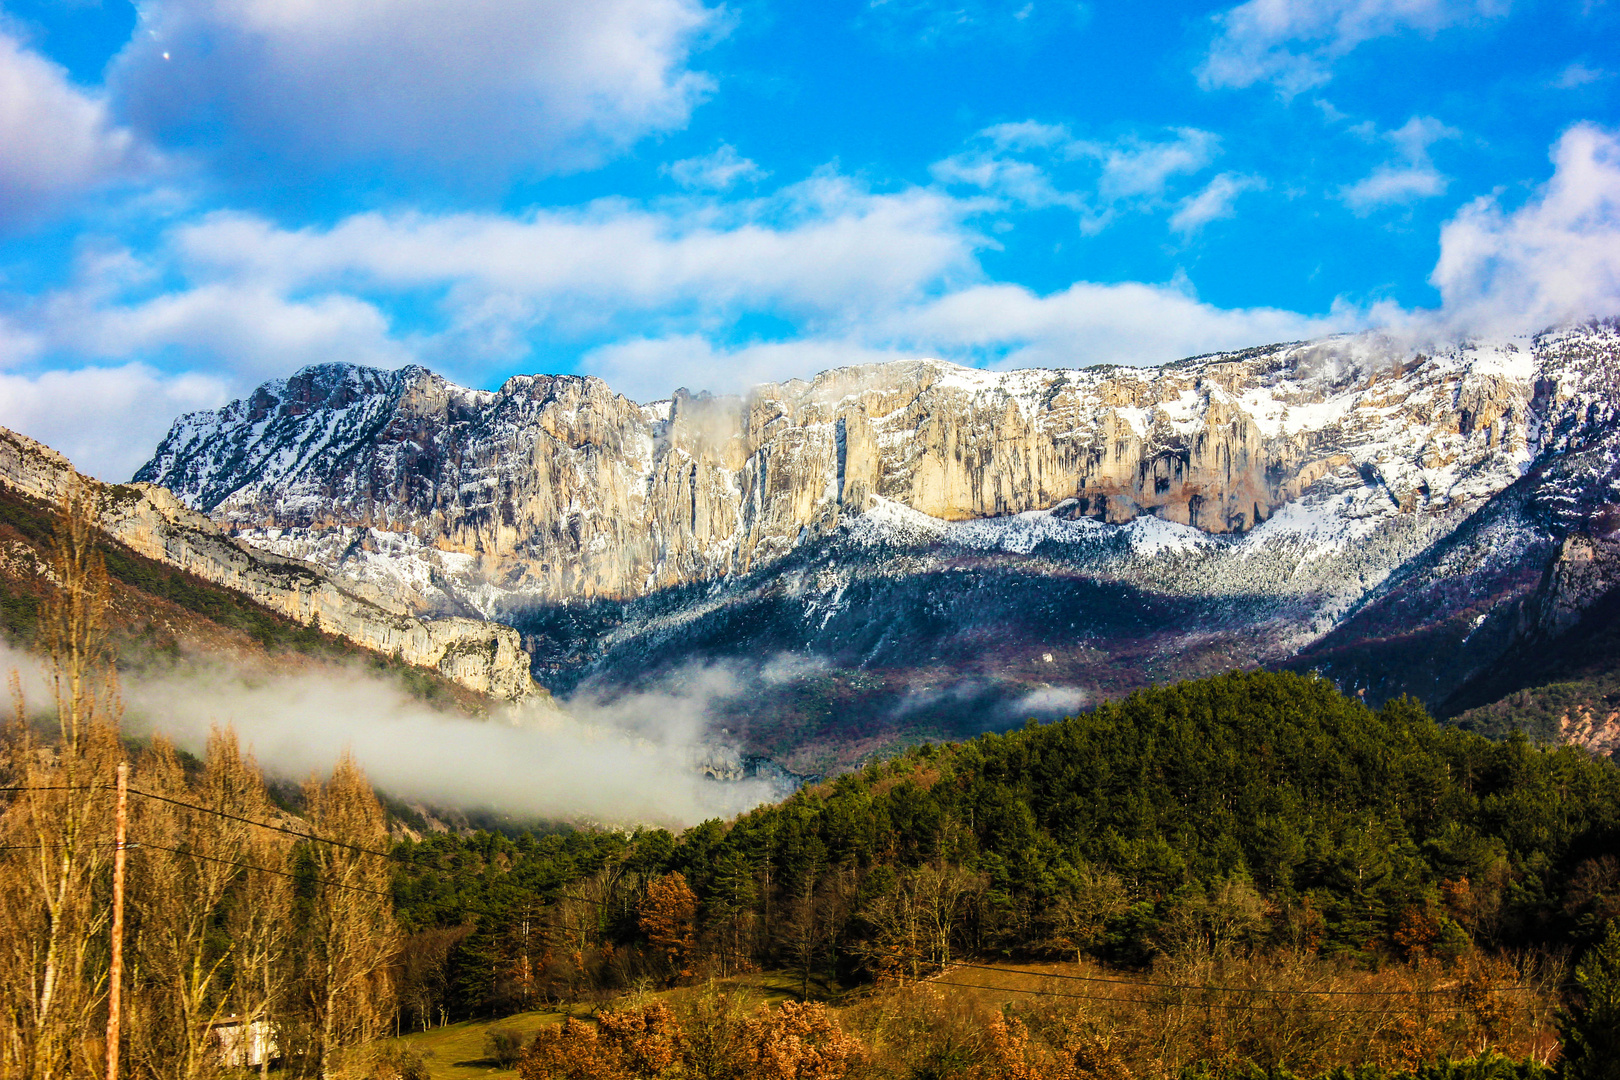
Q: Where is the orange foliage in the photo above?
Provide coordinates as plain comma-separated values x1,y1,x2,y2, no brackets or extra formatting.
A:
739,1000,864,1080
639,872,700,983
516,997,866,1080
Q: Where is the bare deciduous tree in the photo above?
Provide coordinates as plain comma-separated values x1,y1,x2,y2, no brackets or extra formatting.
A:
299,753,398,1078
0,481,123,1080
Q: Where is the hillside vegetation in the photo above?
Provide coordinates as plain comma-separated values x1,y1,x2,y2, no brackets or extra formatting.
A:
0,484,476,706
392,671,1620,1024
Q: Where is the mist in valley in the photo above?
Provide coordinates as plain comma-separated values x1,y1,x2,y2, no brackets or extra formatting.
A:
0,643,792,828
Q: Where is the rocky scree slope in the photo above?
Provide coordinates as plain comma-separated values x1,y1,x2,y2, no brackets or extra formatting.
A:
0,427,537,700
132,323,1620,760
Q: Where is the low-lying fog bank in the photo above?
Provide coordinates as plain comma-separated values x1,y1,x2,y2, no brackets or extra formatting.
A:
2,644,799,828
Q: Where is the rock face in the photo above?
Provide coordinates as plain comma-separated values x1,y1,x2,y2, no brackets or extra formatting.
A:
122,320,1620,766
0,427,537,701
136,327,1603,619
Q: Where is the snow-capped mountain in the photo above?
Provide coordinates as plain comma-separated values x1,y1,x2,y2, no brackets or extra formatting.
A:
135,322,1620,769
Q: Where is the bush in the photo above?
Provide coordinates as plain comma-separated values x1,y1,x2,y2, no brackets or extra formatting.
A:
368,1045,431,1080
486,1027,525,1068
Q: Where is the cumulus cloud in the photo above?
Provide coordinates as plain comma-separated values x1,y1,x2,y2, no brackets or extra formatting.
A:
1096,130,1221,201
0,363,229,480
108,0,722,176
666,145,768,191
160,177,983,348
1340,115,1458,213
0,161,1379,414
580,278,1373,398
1431,122,1620,334
52,285,410,381
1170,172,1267,234
0,26,148,228
1201,0,1508,95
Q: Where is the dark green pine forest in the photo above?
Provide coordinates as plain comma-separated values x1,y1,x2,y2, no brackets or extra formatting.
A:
388,670,1620,1024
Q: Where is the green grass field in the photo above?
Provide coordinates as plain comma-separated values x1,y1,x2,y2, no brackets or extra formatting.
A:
384,1009,573,1080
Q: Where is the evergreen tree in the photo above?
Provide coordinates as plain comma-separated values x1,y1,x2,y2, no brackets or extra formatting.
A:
1559,919,1620,1080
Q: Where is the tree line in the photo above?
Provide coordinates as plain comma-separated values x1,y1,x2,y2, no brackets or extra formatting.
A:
390,670,1620,1021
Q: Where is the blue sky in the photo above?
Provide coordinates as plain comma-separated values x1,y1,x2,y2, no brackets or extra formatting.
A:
0,0,1616,479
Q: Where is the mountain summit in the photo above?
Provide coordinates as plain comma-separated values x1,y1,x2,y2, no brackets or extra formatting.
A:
135,323,1620,768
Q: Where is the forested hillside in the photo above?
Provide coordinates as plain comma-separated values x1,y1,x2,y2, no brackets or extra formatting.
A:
391,671,1620,1021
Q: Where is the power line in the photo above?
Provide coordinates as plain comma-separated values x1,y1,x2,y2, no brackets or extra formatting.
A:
896,955,1530,998
5,783,401,862
128,786,399,861
884,974,1525,1017
133,838,396,899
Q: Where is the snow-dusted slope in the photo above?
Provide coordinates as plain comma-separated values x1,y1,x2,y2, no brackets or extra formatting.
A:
129,321,1620,763
138,326,1615,625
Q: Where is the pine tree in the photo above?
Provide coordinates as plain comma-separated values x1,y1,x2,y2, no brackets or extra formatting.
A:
1559,918,1620,1080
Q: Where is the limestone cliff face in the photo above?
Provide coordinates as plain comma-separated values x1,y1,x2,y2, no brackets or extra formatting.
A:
136,327,1620,617
0,427,537,701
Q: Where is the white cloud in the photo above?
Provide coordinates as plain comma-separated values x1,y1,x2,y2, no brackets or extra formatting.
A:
44,282,411,382
167,177,983,334
1341,164,1448,211
0,26,147,228
931,146,1083,211
932,124,1220,232
1552,61,1609,90
666,144,768,191
860,0,1068,47
886,279,1358,368
577,276,1365,398
0,364,229,480
4,174,984,401
1170,172,1267,234
108,0,722,176
1431,123,1620,334
0,643,786,827
1201,0,1508,95
1340,115,1458,213
581,334,908,401
1096,129,1221,201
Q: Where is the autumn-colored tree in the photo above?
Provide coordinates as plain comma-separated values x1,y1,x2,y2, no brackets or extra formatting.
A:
739,1000,864,1080
517,1004,681,1080
639,872,699,983
597,1000,681,1077
125,728,290,1080
0,481,123,1080
298,753,399,1078
518,1016,620,1080
857,862,984,982
1043,864,1130,964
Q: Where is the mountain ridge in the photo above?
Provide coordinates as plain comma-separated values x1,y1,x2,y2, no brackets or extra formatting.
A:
0,426,539,701
129,321,1620,767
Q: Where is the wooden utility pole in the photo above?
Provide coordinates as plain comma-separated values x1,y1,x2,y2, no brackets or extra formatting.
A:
106,760,128,1080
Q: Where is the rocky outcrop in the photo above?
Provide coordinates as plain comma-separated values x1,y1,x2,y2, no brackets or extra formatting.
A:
0,427,537,701
1559,708,1620,757
134,326,1620,619
1523,531,1620,640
